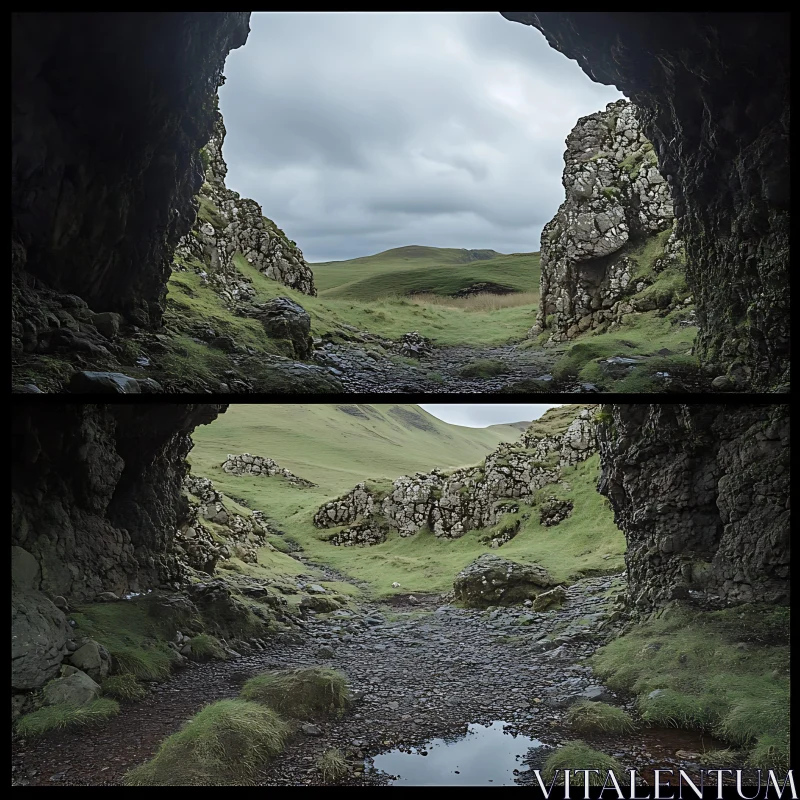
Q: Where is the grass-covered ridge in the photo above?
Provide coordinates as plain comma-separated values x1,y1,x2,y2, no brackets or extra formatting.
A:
591,604,789,770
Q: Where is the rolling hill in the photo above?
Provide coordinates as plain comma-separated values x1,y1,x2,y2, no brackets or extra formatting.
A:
190,404,523,493
311,245,541,301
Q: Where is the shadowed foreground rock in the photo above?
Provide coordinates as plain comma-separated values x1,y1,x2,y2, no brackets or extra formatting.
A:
453,554,555,608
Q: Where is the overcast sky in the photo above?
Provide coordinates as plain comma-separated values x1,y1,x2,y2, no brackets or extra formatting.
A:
218,12,623,263
421,404,560,428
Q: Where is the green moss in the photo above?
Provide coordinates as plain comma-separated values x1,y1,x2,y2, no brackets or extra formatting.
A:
188,633,228,661
102,674,149,703
564,700,635,734
199,147,211,173
316,748,349,783
601,186,621,201
542,741,623,785
197,195,227,231
591,604,789,769
124,699,289,786
16,698,120,737
240,666,352,720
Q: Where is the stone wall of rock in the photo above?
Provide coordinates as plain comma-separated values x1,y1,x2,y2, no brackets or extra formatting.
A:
12,12,250,359
221,453,315,486
597,404,789,616
314,406,599,544
530,100,678,342
174,110,316,298
177,474,269,570
503,12,789,388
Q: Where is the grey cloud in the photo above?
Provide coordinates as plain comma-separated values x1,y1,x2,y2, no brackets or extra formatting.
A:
219,12,623,263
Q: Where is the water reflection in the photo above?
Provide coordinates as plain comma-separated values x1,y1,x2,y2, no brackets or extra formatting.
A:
369,721,542,786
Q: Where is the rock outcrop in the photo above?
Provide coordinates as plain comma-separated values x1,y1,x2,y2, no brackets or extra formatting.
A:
453,554,556,608
174,110,316,298
12,13,251,338
221,454,315,486
503,12,790,387
314,406,598,543
531,100,680,341
597,404,790,616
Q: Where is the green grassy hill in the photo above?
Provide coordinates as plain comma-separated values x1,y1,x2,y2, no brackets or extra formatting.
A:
190,405,625,598
312,246,541,300
190,404,522,493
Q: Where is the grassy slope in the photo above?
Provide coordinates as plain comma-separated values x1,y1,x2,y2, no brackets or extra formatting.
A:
191,406,625,598
312,247,540,301
190,404,521,493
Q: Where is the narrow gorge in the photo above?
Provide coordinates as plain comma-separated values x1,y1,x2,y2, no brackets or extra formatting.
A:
11,12,789,393
11,403,790,786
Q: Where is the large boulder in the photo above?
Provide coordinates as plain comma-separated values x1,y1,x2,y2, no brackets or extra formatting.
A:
11,590,71,690
453,554,555,608
258,297,313,359
42,670,101,708
68,639,111,682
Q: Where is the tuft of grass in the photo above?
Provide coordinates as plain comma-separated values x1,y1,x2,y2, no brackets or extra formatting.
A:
460,358,509,379
542,741,623,785
591,604,789,769
316,748,349,783
241,666,352,720
16,698,120,737
698,749,741,768
564,700,635,734
124,699,289,786
187,634,228,661
102,674,149,703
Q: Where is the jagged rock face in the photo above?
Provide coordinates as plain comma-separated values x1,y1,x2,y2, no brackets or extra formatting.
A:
221,454,315,486
11,404,226,601
533,100,676,340
597,404,789,615
174,111,316,297
502,12,790,386
314,406,598,543
453,554,555,608
12,13,250,330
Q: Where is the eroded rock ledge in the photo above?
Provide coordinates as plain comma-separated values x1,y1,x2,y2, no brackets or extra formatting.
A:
222,453,316,487
503,12,790,387
314,406,598,545
597,404,790,615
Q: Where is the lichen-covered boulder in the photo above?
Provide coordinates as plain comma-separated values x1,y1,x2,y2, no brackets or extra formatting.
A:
258,297,313,359
532,585,568,611
68,639,111,683
453,554,555,608
42,670,101,708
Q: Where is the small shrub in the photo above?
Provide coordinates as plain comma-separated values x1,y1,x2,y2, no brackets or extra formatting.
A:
565,700,635,734
316,748,349,783
16,698,120,737
102,674,149,703
124,699,289,786
188,634,228,661
241,666,351,720
542,741,623,785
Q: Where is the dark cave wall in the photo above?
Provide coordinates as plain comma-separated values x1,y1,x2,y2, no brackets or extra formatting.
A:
502,12,790,387
597,404,789,616
11,404,227,601
12,12,250,329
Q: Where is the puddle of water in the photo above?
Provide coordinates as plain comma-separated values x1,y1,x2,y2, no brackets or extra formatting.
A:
369,721,542,786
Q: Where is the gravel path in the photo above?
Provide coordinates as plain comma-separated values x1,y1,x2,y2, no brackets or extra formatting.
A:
12,572,721,786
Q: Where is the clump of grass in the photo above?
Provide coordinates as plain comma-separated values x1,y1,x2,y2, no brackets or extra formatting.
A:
460,358,509,379
591,604,789,768
565,700,635,734
102,674,149,703
316,748,349,783
240,666,351,720
124,699,289,786
188,634,228,661
16,698,120,737
541,741,623,785
698,749,740,767
747,732,789,772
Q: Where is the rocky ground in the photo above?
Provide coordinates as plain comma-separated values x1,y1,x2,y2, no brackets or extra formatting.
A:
11,572,724,787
